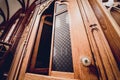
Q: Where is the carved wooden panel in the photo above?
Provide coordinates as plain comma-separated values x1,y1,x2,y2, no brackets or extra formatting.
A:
89,0,120,71
79,0,120,79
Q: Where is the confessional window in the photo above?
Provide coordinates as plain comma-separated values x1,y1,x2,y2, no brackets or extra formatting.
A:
28,15,53,75
51,3,73,72
35,17,52,69
27,2,54,75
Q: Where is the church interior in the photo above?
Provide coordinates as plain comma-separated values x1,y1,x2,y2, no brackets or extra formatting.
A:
0,0,120,80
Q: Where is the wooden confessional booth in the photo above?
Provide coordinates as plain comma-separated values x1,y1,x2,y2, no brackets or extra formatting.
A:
0,0,120,80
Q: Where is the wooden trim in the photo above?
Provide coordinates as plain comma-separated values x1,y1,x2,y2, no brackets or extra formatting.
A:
110,7,120,27
51,71,74,79
24,73,78,80
1,9,23,40
96,0,120,36
79,0,120,79
44,20,52,26
29,14,52,73
90,0,120,73
7,7,39,80
17,1,54,80
4,19,19,42
29,15,45,72
31,68,49,73
17,7,40,80
49,1,57,76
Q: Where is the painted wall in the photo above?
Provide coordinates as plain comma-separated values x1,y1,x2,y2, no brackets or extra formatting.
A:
0,0,7,21
0,0,36,25
8,0,22,19
29,0,35,7
0,15,3,24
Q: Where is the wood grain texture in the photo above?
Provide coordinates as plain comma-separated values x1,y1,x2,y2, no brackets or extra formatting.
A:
89,1,120,70
18,1,54,80
68,0,98,79
18,7,40,80
24,73,78,80
89,0,120,77
84,0,120,79
110,7,120,27
51,71,74,79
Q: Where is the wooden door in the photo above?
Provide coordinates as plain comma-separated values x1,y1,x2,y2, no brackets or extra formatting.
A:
49,1,98,80
49,0,120,80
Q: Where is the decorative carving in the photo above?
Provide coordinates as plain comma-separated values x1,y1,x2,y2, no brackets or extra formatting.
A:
89,24,99,31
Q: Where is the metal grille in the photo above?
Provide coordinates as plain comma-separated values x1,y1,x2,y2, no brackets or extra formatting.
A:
56,4,67,13
52,12,73,72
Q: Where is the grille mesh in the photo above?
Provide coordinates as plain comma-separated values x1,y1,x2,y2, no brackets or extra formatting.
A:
56,4,67,13
52,12,73,72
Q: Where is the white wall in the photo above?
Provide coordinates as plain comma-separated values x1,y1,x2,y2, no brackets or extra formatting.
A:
8,0,22,19
29,0,35,7
0,0,36,24
0,0,8,20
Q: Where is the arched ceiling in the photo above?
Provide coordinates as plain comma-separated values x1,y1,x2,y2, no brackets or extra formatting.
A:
0,0,37,25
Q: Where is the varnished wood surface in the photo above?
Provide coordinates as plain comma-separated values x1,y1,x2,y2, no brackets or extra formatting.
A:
68,0,98,79
51,71,74,79
8,6,40,80
24,73,78,80
88,0,120,79
29,15,46,72
89,0,120,75
110,7,120,27
29,14,52,73
17,1,54,80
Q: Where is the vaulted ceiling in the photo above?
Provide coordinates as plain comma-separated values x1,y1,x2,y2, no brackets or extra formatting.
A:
0,0,47,25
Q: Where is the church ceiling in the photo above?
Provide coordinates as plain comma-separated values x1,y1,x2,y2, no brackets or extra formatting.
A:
0,0,36,25
0,0,48,25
